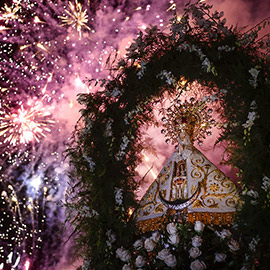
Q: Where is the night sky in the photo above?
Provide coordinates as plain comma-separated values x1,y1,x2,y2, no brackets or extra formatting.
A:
0,0,268,269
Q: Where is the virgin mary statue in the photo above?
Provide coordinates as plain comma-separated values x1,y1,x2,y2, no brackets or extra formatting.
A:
134,101,239,233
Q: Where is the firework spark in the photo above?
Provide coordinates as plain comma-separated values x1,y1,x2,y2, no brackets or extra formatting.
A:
0,3,21,24
0,102,54,146
24,259,30,270
60,0,90,38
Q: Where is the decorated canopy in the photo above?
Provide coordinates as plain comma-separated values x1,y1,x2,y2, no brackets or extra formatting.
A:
135,99,239,233
135,140,239,233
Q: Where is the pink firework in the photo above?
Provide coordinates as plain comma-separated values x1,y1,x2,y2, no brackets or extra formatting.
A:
24,259,31,270
0,102,54,146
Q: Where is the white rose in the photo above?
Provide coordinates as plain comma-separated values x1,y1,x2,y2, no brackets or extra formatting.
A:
135,255,146,268
151,231,161,242
157,249,171,261
249,68,260,79
133,239,143,250
106,229,116,245
194,221,205,233
192,235,203,248
189,247,202,259
190,259,206,270
144,238,156,252
216,229,232,239
215,252,227,262
168,234,180,245
166,222,178,235
116,247,131,262
122,264,131,270
164,254,177,268
228,239,240,252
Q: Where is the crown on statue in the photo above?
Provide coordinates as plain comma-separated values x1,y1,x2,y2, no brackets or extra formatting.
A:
161,98,214,145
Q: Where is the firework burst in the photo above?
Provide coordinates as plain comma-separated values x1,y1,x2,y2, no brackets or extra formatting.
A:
0,102,54,146
0,3,21,24
60,0,90,38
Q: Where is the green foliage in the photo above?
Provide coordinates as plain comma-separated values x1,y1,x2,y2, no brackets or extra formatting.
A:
66,1,270,269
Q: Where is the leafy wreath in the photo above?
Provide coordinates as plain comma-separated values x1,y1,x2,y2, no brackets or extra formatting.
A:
66,1,270,269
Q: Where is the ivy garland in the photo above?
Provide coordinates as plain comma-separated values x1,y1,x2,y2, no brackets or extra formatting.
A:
66,1,270,269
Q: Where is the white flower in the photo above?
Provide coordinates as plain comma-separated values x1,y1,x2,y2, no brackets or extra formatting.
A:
250,199,258,205
151,231,160,242
246,189,259,198
190,259,206,270
166,222,178,235
82,260,91,270
106,229,116,247
202,58,211,73
115,136,130,160
189,247,202,259
83,154,95,172
164,254,177,268
79,206,99,218
168,233,180,245
249,68,260,79
105,86,122,97
242,101,259,128
250,100,257,110
215,229,232,239
220,88,228,94
262,175,270,191
217,45,234,52
144,238,156,252
157,249,171,261
114,187,123,206
156,70,176,85
192,235,203,247
136,61,147,79
247,112,256,122
135,255,146,268
178,43,191,52
248,236,260,252
104,119,113,137
122,264,131,270
194,221,205,233
121,136,129,151
215,253,227,262
133,239,143,250
248,68,260,88
116,247,131,262
228,239,240,252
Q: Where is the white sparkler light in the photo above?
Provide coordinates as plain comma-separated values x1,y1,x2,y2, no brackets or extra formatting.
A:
24,260,30,270
7,252,13,264
30,175,42,191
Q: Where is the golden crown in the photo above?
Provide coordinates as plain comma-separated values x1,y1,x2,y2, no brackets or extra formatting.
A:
161,98,214,145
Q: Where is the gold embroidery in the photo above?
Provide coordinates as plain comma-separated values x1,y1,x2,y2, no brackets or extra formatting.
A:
155,203,165,213
136,212,236,233
135,149,239,228
190,155,238,210
209,183,220,192
187,212,236,226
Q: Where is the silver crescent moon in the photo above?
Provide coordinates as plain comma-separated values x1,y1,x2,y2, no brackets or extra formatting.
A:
159,183,201,210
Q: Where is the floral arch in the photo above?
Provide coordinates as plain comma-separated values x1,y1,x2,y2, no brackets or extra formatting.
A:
66,1,270,269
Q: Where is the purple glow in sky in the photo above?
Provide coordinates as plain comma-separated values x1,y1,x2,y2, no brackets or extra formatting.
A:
0,0,268,269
